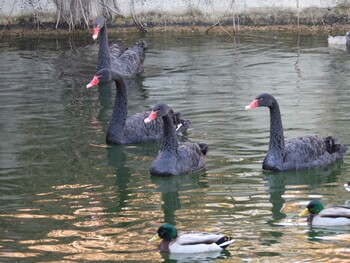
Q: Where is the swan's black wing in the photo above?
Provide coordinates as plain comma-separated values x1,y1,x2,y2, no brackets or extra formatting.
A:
111,40,147,78
110,41,127,60
176,142,207,174
281,135,347,170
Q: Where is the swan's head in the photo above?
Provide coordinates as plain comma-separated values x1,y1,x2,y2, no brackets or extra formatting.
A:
144,103,171,124
86,68,111,88
92,16,105,40
245,93,276,109
149,224,178,242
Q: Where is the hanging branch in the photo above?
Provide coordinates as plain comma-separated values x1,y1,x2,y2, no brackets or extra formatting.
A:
99,0,123,17
296,0,300,29
131,0,148,33
1,0,16,34
55,1,62,29
205,0,236,38
78,0,89,28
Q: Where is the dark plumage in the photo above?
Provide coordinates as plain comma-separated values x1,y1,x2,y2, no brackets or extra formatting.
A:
145,103,207,176
86,69,189,145
245,93,347,171
92,16,146,77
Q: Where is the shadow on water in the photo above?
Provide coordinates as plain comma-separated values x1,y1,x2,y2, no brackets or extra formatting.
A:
160,249,231,262
106,143,209,225
105,143,159,213
150,170,208,225
264,162,343,221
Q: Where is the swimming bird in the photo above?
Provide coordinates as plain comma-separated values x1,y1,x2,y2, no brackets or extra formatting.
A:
144,103,207,176
344,182,350,192
245,93,347,171
92,15,146,77
299,200,350,226
149,224,236,253
86,69,189,144
328,31,350,46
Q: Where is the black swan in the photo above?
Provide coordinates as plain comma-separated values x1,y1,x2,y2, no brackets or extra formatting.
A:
92,16,146,77
144,103,207,176
86,68,189,145
245,93,347,171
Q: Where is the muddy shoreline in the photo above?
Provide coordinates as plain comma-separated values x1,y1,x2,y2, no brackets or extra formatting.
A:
1,24,349,38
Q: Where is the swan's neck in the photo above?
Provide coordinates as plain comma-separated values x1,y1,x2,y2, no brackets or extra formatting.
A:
97,22,111,70
108,72,128,139
160,114,179,153
268,100,285,161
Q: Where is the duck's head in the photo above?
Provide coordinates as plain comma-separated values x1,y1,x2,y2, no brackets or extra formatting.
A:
245,93,276,109
86,68,111,88
149,224,178,242
299,200,324,217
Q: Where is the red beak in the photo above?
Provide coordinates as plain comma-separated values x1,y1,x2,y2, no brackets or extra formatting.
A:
92,27,100,40
86,76,99,88
245,99,259,110
144,111,159,124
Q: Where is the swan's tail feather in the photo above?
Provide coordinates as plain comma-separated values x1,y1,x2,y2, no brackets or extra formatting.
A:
215,236,236,249
135,40,147,51
198,143,208,156
172,112,190,134
324,136,348,159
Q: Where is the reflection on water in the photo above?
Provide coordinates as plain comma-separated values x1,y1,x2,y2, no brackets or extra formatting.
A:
1,32,350,262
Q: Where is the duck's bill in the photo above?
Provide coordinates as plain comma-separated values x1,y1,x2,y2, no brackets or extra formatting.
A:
298,208,309,217
149,234,161,242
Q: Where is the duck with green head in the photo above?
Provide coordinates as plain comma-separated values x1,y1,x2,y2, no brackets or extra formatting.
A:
299,200,350,226
149,224,235,253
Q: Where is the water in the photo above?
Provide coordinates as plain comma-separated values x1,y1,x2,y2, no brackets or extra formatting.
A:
1,31,350,262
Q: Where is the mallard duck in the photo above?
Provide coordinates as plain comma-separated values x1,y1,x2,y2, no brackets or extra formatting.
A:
149,224,235,253
298,200,350,226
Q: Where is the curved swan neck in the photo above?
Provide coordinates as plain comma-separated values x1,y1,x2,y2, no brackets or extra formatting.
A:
97,21,111,70
268,99,285,155
109,72,128,136
160,114,179,153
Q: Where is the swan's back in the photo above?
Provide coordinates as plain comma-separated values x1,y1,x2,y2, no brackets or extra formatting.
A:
123,112,164,143
111,40,147,78
107,111,163,144
109,41,127,60
107,110,189,145
270,135,347,170
176,142,207,173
